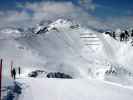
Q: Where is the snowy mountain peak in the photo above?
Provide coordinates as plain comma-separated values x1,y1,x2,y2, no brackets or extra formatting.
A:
47,19,72,30
35,18,80,34
52,19,71,24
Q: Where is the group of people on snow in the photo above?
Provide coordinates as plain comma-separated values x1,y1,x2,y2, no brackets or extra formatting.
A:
11,67,21,80
105,29,133,41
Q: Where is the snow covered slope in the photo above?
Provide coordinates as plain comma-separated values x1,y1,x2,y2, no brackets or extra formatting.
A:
0,19,89,78
2,18,133,100
1,18,133,85
18,78,133,100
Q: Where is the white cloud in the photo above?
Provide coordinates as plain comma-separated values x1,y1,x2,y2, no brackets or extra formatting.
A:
26,2,77,22
79,0,96,11
26,2,75,13
0,1,101,29
104,16,133,30
0,11,31,28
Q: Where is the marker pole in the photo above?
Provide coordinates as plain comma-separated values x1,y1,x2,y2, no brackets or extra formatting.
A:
0,59,3,99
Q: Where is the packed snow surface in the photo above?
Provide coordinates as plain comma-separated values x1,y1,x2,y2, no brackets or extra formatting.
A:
17,78,133,100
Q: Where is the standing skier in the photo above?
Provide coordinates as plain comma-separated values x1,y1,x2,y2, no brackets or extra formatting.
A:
18,67,21,76
12,68,16,80
125,30,129,41
131,30,133,37
112,32,116,39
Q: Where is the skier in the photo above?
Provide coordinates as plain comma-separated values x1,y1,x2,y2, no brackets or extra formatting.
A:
12,68,16,80
120,32,125,41
11,69,13,79
18,67,21,76
131,30,133,46
112,32,116,39
131,30,133,37
125,30,129,41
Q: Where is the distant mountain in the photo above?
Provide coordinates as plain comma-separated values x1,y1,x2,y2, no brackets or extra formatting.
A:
0,27,22,39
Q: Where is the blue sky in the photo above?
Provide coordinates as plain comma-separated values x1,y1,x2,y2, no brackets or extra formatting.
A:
93,0,133,17
0,0,133,18
0,0,133,30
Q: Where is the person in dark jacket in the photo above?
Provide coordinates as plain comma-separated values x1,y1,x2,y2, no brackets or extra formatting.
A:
120,32,125,41
131,30,133,37
125,30,129,41
12,68,16,80
18,67,21,76
112,32,116,39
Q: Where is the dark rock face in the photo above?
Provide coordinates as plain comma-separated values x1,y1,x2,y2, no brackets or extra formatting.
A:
28,70,45,78
36,27,48,34
47,72,72,79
